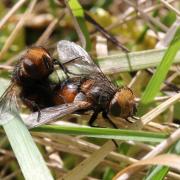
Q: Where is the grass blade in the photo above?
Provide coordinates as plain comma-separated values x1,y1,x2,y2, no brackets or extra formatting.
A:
144,166,169,180
63,141,115,180
32,125,168,143
114,154,180,179
140,29,180,105
97,48,180,74
144,139,180,180
0,80,53,180
67,0,91,50
3,115,53,180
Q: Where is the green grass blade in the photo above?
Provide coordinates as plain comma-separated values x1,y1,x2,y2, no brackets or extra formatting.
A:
144,140,180,180
32,125,168,143
67,0,91,50
3,116,53,180
0,80,53,180
140,29,180,105
144,166,169,180
97,48,180,74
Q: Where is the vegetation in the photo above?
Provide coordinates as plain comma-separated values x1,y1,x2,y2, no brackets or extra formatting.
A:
0,0,180,179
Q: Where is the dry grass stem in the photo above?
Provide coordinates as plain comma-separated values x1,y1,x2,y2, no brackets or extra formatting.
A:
2,170,21,180
0,0,179,179
143,128,180,159
35,133,137,164
161,0,180,16
0,0,37,60
63,141,115,180
116,127,180,180
157,18,180,48
124,0,168,32
36,18,59,46
0,65,13,70
107,0,176,31
0,0,27,29
135,92,180,128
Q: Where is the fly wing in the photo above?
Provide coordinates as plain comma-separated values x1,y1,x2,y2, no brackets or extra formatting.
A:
57,40,117,91
0,83,19,124
24,101,91,129
57,40,101,75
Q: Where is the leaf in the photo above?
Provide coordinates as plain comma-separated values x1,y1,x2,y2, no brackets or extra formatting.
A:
144,140,180,180
67,0,91,50
140,29,180,105
32,124,168,143
144,166,169,180
63,141,115,180
113,154,180,179
2,115,53,180
97,48,180,74
0,82,53,179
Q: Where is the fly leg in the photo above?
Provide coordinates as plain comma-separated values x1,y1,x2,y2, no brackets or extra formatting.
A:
21,97,41,122
54,57,88,77
88,110,99,127
53,59,70,78
102,111,118,129
125,116,140,123
102,111,118,148
125,118,134,123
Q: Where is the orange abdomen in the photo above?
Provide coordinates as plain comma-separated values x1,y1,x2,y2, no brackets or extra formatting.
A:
53,84,78,105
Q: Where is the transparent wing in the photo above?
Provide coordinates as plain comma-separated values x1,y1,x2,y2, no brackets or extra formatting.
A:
57,40,100,75
57,40,117,91
24,101,91,129
0,83,19,124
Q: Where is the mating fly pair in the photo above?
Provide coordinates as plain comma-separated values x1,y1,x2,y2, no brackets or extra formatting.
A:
0,40,137,128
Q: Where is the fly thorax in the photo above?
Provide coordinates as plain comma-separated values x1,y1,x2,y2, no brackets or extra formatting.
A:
109,87,136,118
109,93,121,117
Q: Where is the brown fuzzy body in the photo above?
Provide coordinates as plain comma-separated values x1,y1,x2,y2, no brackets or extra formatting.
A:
109,88,136,119
52,76,136,121
12,47,55,111
15,47,54,83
